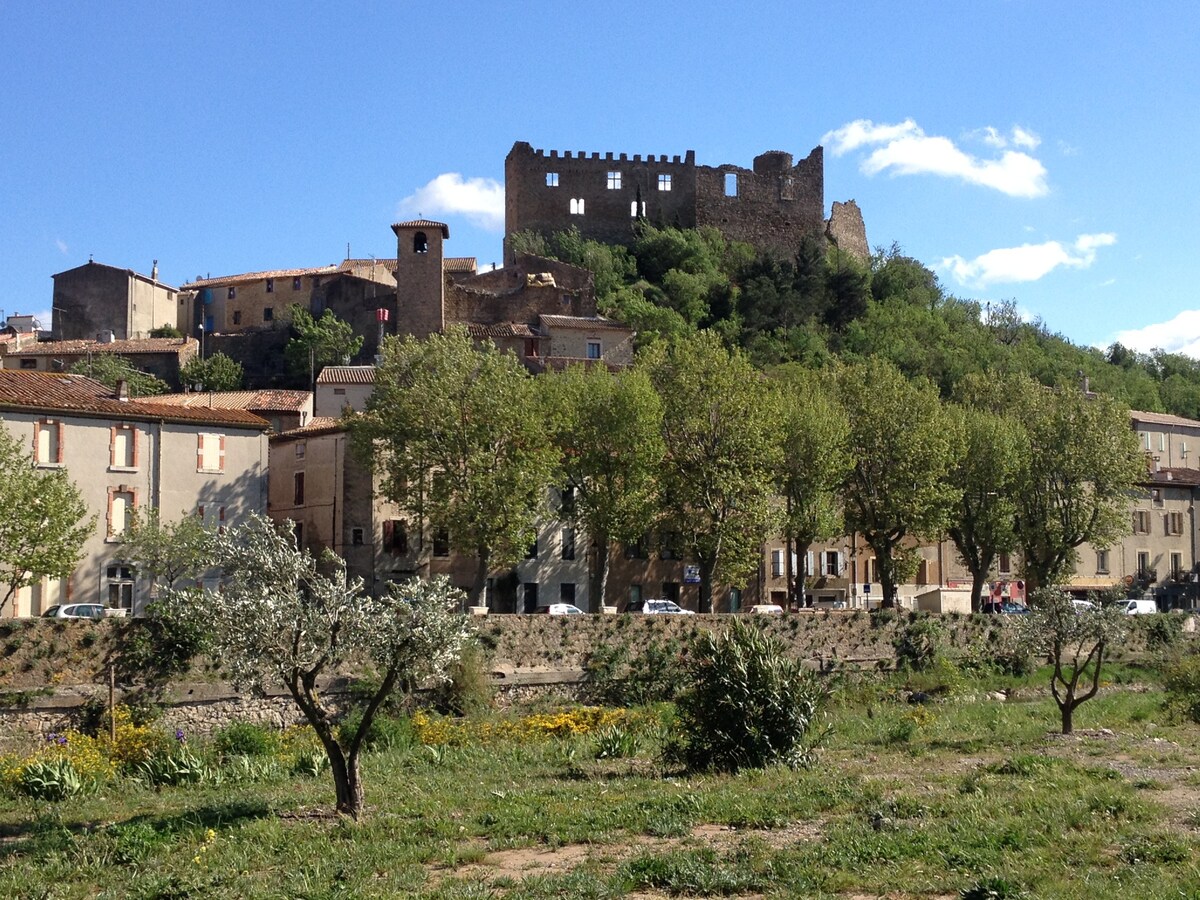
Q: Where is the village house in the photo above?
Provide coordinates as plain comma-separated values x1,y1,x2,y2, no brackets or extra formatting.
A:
0,337,199,390
51,260,179,341
0,370,269,616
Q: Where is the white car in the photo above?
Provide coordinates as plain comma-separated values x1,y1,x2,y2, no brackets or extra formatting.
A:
629,598,695,615
748,604,784,614
536,603,585,615
42,603,106,620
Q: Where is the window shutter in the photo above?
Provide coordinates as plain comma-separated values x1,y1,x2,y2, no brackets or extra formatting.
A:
55,421,63,463
383,520,394,551
218,435,226,472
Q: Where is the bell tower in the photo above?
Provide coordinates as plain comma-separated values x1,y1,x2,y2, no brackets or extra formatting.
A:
391,220,449,339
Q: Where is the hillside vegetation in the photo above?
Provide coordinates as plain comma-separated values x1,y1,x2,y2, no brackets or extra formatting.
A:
512,224,1200,416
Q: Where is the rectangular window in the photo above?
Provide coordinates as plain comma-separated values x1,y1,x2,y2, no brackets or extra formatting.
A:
293,276,303,290
724,173,738,196
1096,549,1109,574
19,358,37,369
661,533,682,561
107,489,135,539
570,198,585,215
607,171,622,190
825,550,841,577
560,485,575,517
352,527,364,546
295,522,304,549
1171,551,1184,579
197,433,225,474
383,520,408,554
523,582,539,613
266,278,275,293
998,552,1012,574
433,527,450,557
1168,511,1184,535
629,584,642,608
34,419,63,466
729,586,743,612
228,286,237,300
104,564,135,610
560,583,576,604
546,172,559,187
526,539,538,560
1137,550,1151,576
658,173,672,191
586,340,601,360
624,537,647,560
110,425,136,470
263,307,274,322
771,549,784,578
295,441,306,459
232,310,242,326
561,527,575,561
293,472,305,505
1134,510,1151,534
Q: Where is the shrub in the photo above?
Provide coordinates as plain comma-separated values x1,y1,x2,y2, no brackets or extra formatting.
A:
336,710,415,752
1143,614,1183,650
1162,653,1200,722
674,620,826,772
582,638,684,707
894,616,947,672
13,756,83,801
429,643,494,716
213,721,279,758
135,745,206,787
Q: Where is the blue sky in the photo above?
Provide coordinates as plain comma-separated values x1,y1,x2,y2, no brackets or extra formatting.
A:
3,2,1197,355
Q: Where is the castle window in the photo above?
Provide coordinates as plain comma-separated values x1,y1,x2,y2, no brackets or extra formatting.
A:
587,340,601,360
607,171,622,190
263,307,274,322
546,172,559,187
630,201,646,218
658,173,672,191
232,311,241,325
266,278,275,293
570,198,585,215
724,173,738,197
227,286,237,300
293,276,303,290
781,175,795,200
413,232,429,254
19,358,36,369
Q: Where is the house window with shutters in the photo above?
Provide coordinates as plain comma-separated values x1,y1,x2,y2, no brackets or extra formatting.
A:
560,527,576,561
34,418,64,467
107,488,136,540
823,550,841,577
383,520,408,555
197,433,225,474
1168,511,1185,535
196,504,226,533
1133,510,1151,534
771,549,784,578
110,424,137,470
104,564,135,610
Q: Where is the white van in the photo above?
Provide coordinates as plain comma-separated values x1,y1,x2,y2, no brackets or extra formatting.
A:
1119,599,1158,615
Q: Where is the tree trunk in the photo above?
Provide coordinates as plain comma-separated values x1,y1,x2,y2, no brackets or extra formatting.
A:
970,571,986,613
595,527,610,610
795,538,811,608
327,743,364,818
469,551,489,608
698,556,717,614
1060,702,1074,735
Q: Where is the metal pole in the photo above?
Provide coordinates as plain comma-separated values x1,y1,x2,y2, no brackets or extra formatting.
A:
109,665,116,743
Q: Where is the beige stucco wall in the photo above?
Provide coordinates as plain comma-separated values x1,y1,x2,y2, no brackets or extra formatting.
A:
128,278,178,338
0,411,267,617
545,327,634,365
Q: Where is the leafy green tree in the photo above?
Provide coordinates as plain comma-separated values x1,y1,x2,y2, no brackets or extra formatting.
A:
121,508,218,593
544,364,664,607
1004,377,1145,593
179,352,244,392
946,404,1023,611
69,354,168,396
0,424,94,615
159,514,470,818
354,326,559,606
149,324,183,338
285,306,364,383
771,365,851,606
643,331,779,613
837,357,964,608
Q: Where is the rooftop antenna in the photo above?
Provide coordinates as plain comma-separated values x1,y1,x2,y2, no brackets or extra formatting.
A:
347,242,351,261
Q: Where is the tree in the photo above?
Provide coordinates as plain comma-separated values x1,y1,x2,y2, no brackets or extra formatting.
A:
159,514,470,819
0,425,94,615
354,326,559,606
837,357,964,608
771,365,851,607
285,306,364,384
643,331,779,613
69,354,168,396
946,405,1023,611
543,363,664,608
179,352,244,392
1022,588,1125,734
1003,377,1144,593
121,508,217,593
149,324,183,338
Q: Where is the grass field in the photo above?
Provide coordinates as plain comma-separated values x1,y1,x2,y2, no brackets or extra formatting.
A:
1,666,1198,899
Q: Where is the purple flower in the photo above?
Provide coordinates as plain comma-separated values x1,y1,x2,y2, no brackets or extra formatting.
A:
44,732,59,743
175,729,186,743
57,736,68,746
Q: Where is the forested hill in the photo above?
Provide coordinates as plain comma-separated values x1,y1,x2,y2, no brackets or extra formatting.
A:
510,224,1200,418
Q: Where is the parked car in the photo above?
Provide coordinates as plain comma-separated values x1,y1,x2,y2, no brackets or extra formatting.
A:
1071,598,1097,612
982,600,1030,615
535,603,585,615
1118,598,1158,615
41,603,105,620
627,598,695,615
747,603,784,614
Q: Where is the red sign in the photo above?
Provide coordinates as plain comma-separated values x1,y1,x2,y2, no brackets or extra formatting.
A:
376,308,390,322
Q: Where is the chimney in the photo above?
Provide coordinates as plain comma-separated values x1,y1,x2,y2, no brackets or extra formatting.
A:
151,259,159,282
115,379,129,402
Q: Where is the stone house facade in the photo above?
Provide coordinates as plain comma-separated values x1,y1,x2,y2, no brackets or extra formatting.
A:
0,337,200,390
0,371,269,616
51,261,179,342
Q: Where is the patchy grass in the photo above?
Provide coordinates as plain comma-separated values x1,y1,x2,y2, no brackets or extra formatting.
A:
1,679,1200,898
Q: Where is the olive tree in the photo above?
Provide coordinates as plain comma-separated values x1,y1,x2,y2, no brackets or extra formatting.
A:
160,514,470,819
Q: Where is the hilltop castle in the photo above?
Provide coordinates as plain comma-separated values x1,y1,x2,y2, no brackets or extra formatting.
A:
504,140,867,262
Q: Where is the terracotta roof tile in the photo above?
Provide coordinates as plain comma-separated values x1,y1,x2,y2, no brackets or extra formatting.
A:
7,338,199,357
0,371,269,428
1131,410,1200,429
182,266,339,290
140,390,312,412
467,322,542,339
316,366,376,385
391,220,450,238
537,315,631,331
444,257,477,273
270,417,347,442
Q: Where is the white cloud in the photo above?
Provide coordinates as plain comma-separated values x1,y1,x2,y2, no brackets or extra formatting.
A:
55,238,68,254
822,119,1048,198
940,232,1116,288
397,173,505,232
1010,126,1041,150
1113,311,1200,357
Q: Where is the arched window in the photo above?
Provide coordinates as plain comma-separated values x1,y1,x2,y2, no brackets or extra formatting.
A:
413,232,429,254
